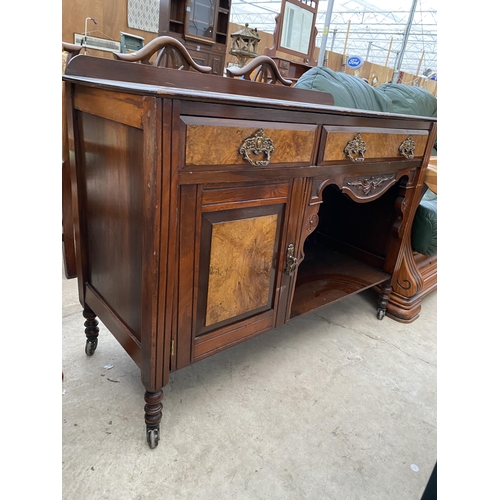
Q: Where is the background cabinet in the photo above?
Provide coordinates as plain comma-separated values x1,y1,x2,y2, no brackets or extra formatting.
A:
158,0,231,75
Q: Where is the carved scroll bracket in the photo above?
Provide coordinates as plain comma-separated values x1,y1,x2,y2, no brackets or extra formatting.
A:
392,246,423,298
226,55,293,86
113,36,212,73
391,195,411,238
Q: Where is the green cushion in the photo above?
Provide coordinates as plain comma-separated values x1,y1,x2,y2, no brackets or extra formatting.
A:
378,83,437,155
294,67,394,112
296,69,438,154
411,190,437,256
377,83,437,118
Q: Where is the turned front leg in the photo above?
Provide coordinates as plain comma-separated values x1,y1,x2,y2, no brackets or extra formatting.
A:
144,389,163,449
83,308,99,355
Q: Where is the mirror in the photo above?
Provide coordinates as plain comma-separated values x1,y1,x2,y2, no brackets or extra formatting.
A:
266,0,318,63
280,1,314,55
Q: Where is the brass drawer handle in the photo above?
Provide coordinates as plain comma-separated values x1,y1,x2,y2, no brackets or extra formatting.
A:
399,135,416,159
344,133,366,162
239,128,275,166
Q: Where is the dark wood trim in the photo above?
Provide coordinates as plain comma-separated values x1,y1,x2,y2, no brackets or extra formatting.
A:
66,83,89,304
176,184,199,369
193,311,275,360
140,96,164,391
158,99,175,381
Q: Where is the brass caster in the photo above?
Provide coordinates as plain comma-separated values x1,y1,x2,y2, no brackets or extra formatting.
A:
147,428,160,449
85,338,98,356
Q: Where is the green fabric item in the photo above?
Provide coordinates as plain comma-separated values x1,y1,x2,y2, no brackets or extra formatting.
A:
411,190,437,256
294,67,394,112
377,83,437,118
377,83,437,154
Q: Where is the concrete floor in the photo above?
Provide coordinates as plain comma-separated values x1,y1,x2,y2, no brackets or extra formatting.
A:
62,269,437,500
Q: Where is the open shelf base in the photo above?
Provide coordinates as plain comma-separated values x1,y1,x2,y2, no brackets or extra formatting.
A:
290,242,390,318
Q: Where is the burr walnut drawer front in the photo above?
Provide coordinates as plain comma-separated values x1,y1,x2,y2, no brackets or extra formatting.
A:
181,116,318,168
319,126,429,165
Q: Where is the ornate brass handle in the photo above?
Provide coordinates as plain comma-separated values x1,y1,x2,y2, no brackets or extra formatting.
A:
285,243,298,276
239,128,275,166
399,135,416,159
344,133,366,162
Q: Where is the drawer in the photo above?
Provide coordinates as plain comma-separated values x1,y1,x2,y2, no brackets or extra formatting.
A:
278,59,290,70
319,126,429,164
181,116,318,168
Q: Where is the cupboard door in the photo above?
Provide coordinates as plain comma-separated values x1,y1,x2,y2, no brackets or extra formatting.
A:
177,181,292,365
199,206,281,330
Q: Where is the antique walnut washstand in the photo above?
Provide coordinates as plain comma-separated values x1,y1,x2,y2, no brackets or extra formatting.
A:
63,39,437,448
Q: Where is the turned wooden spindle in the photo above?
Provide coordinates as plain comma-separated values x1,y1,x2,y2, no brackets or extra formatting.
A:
144,390,163,448
83,308,99,355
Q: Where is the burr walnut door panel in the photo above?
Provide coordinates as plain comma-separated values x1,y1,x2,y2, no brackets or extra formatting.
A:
176,181,294,366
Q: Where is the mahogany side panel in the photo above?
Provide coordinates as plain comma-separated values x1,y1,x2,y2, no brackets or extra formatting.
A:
70,84,166,390
79,112,144,340
85,284,142,367
62,48,79,279
73,86,144,128
62,156,77,278
66,82,89,304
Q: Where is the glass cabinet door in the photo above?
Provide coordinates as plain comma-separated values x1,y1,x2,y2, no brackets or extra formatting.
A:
187,0,216,39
